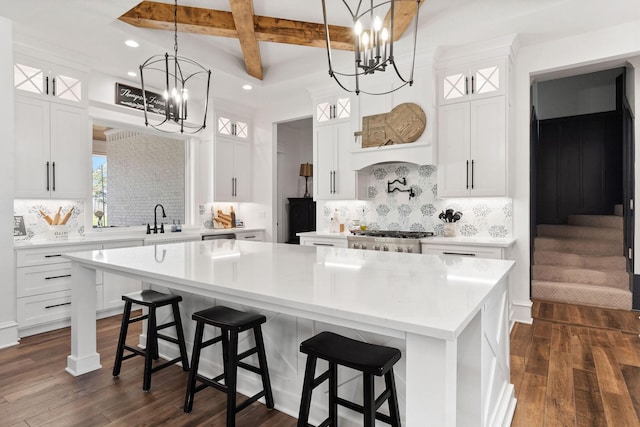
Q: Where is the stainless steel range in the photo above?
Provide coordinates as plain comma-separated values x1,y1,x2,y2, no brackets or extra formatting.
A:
347,230,434,253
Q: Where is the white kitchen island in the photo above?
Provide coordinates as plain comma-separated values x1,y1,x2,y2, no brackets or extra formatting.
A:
63,240,515,427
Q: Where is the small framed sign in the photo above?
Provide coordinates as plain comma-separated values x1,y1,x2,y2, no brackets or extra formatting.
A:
13,215,26,237
115,83,167,116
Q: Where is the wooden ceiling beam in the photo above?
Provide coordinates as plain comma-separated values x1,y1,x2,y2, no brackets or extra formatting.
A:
229,0,263,80
119,1,355,51
384,0,424,42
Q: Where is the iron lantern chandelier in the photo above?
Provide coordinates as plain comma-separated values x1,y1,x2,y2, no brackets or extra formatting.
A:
139,0,211,134
321,0,420,95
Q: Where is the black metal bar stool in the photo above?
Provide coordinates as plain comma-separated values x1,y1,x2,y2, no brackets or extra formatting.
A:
112,289,189,391
183,305,275,427
297,331,402,427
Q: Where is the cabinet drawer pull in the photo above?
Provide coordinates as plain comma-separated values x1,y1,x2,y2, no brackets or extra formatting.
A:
44,254,63,258
313,243,334,246
45,302,71,309
45,274,72,280
242,235,256,239
443,252,476,257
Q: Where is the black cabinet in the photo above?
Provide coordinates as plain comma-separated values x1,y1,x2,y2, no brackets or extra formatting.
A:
287,198,316,244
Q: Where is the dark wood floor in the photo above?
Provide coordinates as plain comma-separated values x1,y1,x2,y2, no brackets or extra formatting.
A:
512,300,640,427
2,301,640,426
0,314,297,427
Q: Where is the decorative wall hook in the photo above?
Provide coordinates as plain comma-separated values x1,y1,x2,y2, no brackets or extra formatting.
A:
387,178,415,199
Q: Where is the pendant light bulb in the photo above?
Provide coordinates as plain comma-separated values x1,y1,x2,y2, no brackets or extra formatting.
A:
354,20,363,36
362,31,370,49
182,89,189,100
381,27,389,42
373,16,382,32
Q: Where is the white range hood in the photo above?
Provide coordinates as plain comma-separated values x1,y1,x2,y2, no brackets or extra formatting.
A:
351,141,433,170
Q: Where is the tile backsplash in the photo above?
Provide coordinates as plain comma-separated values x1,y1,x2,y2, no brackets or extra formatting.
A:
319,163,512,238
14,200,86,241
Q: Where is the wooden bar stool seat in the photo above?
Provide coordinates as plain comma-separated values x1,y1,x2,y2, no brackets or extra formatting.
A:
297,331,402,427
183,305,274,427
112,289,189,391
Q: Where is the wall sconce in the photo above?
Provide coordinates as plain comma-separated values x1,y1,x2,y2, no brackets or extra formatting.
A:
300,163,313,198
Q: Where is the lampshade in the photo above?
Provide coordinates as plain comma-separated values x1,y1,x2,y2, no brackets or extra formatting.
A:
300,163,313,178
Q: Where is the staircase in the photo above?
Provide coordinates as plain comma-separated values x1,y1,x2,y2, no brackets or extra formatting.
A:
531,211,632,310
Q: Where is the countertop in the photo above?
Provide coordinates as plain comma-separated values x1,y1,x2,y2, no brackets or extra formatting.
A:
297,231,516,248
14,227,264,249
63,240,515,339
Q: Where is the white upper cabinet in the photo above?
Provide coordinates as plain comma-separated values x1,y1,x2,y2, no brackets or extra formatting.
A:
214,135,252,202
315,95,352,125
437,54,510,197
14,55,85,105
14,95,90,199
439,59,505,105
216,114,250,140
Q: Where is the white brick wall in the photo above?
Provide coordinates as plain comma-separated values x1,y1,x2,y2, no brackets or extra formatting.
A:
107,131,185,227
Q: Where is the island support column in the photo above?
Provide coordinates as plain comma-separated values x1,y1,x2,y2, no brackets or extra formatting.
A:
66,262,102,375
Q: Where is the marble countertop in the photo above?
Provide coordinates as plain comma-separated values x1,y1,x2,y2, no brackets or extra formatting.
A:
63,240,515,339
14,227,264,249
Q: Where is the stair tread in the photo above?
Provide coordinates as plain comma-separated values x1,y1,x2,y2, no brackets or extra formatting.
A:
532,279,631,293
534,249,625,259
532,264,627,274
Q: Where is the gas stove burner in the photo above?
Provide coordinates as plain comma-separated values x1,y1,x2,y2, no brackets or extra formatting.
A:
351,230,434,239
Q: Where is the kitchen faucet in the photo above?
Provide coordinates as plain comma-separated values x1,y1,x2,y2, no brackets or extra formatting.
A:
147,203,166,234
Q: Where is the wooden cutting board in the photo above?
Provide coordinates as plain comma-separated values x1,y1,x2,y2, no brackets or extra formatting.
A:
360,102,426,148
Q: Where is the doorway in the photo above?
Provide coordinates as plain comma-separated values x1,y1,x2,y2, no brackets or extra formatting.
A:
275,118,313,243
530,67,635,310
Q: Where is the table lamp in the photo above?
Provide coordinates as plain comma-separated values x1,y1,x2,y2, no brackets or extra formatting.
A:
299,163,313,198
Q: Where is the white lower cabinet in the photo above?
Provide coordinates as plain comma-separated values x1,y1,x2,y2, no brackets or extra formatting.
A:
16,239,145,337
299,234,348,248
16,243,101,336
234,230,265,241
421,243,504,259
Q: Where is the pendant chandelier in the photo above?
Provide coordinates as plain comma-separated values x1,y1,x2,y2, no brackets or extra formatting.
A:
321,0,420,95
139,0,211,134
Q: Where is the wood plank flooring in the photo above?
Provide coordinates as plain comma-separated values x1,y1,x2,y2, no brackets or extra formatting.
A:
2,300,640,426
512,300,640,427
0,314,296,427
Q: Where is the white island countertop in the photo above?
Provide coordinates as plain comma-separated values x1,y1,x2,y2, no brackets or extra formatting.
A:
63,240,516,426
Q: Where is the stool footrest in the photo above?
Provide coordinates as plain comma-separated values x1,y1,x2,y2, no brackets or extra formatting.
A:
335,397,394,425
156,321,176,331
201,336,222,348
312,370,331,389
123,345,145,358
237,361,261,375
128,314,149,324
237,346,258,361
235,390,266,413
156,333,180,345
195,374,228,394
150,356,184,373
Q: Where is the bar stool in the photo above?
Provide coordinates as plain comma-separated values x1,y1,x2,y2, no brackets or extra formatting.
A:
112,289,189,391
297,331,402,427
183,305,274,427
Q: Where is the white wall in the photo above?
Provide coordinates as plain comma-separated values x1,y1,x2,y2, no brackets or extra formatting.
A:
512,20,640,323
0,17,18,348
536,68,621,120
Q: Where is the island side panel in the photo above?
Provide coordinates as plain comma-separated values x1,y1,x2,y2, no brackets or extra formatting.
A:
66,262,101,375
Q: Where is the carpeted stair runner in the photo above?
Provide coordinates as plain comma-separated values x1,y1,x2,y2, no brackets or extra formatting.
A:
532,210,631,310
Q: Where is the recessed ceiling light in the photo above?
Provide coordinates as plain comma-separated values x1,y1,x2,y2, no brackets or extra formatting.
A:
125,40,139,48
242,84,252,90
128,71,137,77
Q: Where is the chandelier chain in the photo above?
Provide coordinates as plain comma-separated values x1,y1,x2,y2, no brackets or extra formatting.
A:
173,0,178,57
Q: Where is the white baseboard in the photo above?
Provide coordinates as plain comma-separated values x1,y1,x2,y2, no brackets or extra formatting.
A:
0,321,19,349
511,299,533,325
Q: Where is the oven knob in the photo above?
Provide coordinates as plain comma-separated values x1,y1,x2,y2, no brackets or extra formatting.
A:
362,244,367,250
353,243,360,249
373,245,380,251
383,246,389,251
407,247,413,253
396,247,403,252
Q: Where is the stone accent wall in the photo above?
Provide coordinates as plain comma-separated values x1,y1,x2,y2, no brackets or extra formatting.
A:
107,131,185,227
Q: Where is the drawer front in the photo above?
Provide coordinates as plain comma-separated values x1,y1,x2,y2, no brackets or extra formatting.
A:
16,243,101,267
235,230,265,241
300,237,348,248
422,244,503,259
17,291,72,328
17,263,73,297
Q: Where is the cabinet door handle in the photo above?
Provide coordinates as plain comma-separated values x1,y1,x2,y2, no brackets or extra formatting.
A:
443,252,476,257
52,161,56,191
471,160,474,189
52,77,56,96
471,76,475,94
231,177,234,197
45,274,72,280
466,160,469,189
44,254,63,258
234,177,237,197
465,77,468,95
313,242,334,246
46,161,50,191
45,76,49,95
45,302,71,309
